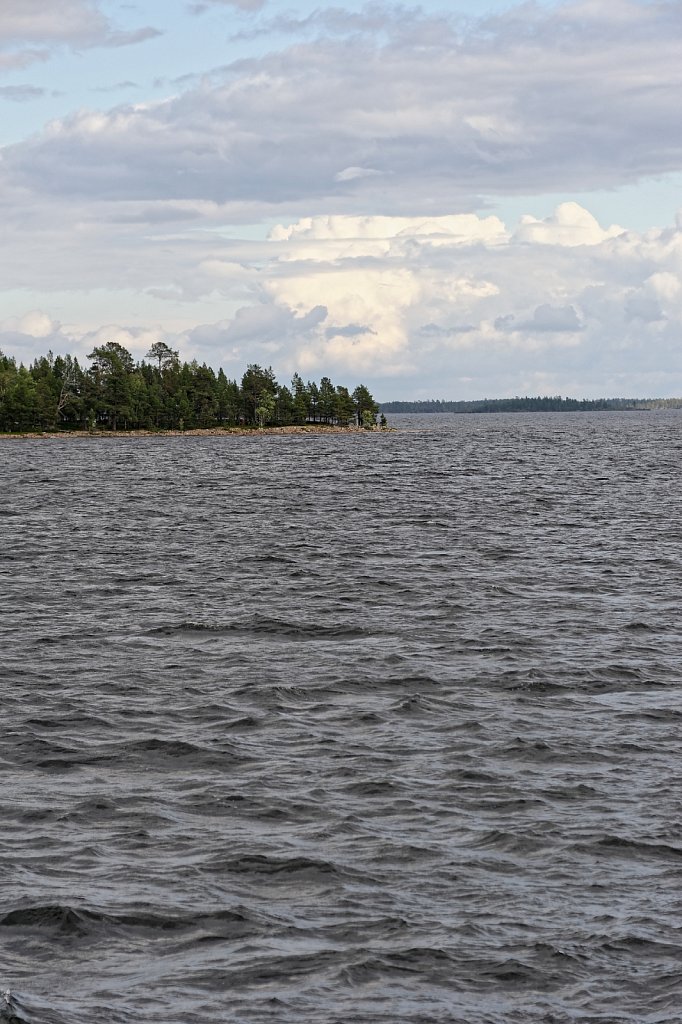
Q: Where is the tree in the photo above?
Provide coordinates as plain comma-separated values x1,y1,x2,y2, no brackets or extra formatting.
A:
352,384,379,428
255,392,276,428
241,364,278,425
335,385,356,425
276,384,294,425
216,369,241,425
87,342,134,430
0,340,384,433
318,376,338,423
290,373,309,424
3,365,37,432
307,381,320,422
128,371,153,428
147,341,179,374
190,362,219,427
53,354,82,426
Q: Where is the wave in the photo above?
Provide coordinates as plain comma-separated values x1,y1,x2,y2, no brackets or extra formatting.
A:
0,903,261,941
0,991,31,1024
147,615,380,641
207,853,354,882
593,835,682,859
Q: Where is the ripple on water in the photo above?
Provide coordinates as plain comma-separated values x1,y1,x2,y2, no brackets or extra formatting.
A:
2,412,682,1023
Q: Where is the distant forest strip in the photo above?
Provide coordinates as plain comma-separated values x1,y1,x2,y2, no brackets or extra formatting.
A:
380,397,682,414
0,342,382,433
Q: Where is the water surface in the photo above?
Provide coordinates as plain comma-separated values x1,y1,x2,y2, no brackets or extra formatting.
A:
2,412,681,1023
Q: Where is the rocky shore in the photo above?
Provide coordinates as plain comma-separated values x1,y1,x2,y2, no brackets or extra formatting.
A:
1,424,387,439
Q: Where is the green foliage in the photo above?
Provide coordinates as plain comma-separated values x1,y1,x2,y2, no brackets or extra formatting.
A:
0,343,379,433
335,386,356,426
353,384,379,428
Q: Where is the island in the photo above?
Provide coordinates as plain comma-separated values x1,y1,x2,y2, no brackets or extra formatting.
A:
0,342,385,435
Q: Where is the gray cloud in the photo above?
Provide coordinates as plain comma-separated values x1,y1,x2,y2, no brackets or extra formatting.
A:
325,323,375,339
0,48,50,72
496,303,584,338
2,2,682,213
0,85,46,102
625,295,665,323
91,81,141,94
419,323,476,337
181,303,328,369
104,27,163,48
0,0,161,66
0,0,110,46
525,304,584,333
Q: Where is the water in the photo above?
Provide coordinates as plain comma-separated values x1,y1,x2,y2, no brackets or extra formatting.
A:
1,412,681,1024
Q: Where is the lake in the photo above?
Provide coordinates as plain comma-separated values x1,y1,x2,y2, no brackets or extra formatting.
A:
2,411,681,1023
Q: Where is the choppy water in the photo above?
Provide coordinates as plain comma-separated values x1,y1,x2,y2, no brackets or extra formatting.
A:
2,411,682,1024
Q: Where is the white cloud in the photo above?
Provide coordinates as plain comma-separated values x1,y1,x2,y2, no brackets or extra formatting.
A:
646,271,681,303
515,203,625,247
3,202,682,398
190,0,266,12
334,167,383,183
2,310,59,338
625,270,682,323
270,213,507,244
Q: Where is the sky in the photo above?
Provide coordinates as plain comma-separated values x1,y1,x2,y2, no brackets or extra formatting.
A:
1,0,682,399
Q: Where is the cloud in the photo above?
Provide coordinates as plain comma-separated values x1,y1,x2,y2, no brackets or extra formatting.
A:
4,311,59,338
0,1,110,46
190,0,266,13
515,203,624,247
0,311,74,363
419,323,476,337
91,81,141,94
267,215,508,270
2,3,682,399
0,0,161,70
102,27,163,48
4,202,682,399
235,205,682,393
2,1,682,214
529,304,583,332
0,49,50,73
625,270,681,322
334,167,383,183
0,85,47,102
497,304,584,333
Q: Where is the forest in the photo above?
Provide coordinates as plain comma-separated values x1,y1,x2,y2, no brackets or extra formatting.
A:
381,396,682,414
0,341,381,433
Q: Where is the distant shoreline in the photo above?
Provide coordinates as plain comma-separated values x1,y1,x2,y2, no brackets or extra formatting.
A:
0,425,386,440
380,397,682,413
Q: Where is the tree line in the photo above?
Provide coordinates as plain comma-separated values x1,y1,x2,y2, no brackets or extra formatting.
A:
0,341,382,433
380,396,682,413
